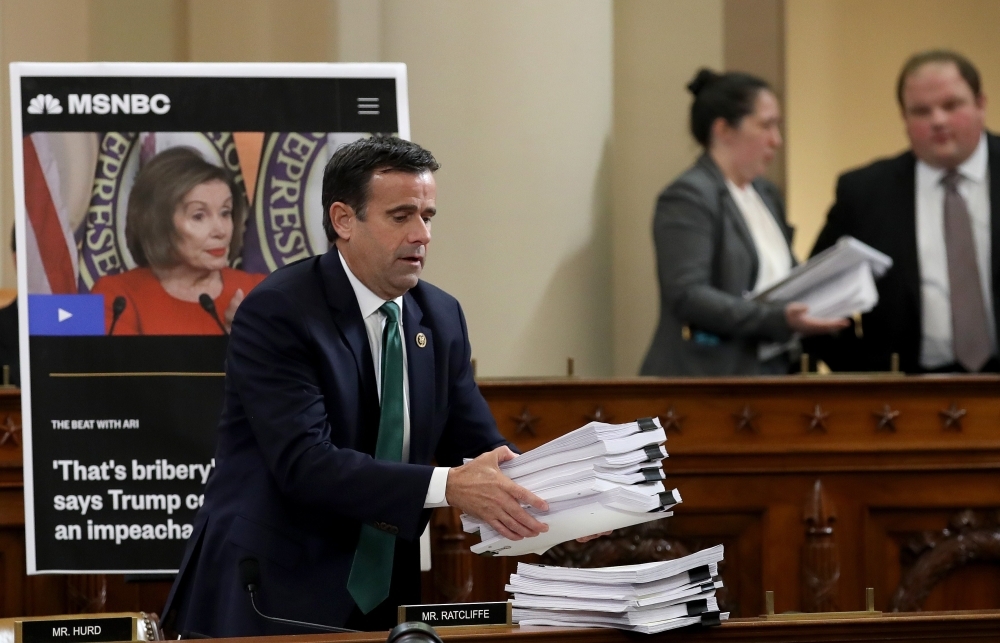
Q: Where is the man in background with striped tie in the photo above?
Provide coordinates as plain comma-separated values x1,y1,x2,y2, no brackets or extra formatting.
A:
807,50,1000,374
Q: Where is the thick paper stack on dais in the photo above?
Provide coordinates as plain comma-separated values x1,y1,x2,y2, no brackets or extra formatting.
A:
508,545,728,634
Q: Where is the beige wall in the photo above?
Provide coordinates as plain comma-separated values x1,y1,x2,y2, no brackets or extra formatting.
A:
187,0,336,62
785,0,1000,259
724,0,784,191
385,0,614,377
611,0,723,376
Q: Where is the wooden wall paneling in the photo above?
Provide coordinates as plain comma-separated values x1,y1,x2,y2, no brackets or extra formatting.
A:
836,476,871,612
861,478,1000,610
23,576,66,618
0,379,996,619
426,506,474,603
423,506,536,605
0,528,22,615
483,378,1000,462
657,510,764,617
763,496,802,615
100,576,172,615
868,508,1000,612
802,480,839,612
473,376,1000,616
470,555,524,604
65,575,107,613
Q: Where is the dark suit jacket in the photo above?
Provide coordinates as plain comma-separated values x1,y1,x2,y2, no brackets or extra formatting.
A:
163,249,507,637
640,154,795,376
805,132,1000,373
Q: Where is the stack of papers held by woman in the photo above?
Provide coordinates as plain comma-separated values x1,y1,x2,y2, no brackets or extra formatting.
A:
749,235,893,319
463,417,680,556
508,544,727,634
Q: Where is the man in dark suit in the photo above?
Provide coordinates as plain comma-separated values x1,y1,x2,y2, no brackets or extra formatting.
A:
163,136,551,635
807,50,1000,373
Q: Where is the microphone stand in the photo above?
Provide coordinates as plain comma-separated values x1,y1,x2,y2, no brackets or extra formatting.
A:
239,557,356,634
247,589,356,634
108,296,127,335
198,294,229,335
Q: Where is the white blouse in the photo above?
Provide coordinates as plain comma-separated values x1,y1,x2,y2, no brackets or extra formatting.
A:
726,180,793,292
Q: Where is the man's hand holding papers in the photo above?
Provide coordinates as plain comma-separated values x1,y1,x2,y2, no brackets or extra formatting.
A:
446,446,550,541
461,418,680,557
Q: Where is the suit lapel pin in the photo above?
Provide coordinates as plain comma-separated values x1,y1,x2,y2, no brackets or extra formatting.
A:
415,332,427,348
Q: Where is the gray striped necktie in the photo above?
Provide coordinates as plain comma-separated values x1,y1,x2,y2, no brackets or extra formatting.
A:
942,170,992,371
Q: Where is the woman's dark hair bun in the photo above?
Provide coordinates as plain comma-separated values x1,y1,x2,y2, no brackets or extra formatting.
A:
687,68,769,147
686,68,720,96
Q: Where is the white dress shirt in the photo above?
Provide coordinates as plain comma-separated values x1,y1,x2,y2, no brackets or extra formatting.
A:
726,180,793,292
915,132,996,369
726,180,794,360
339,252,450,507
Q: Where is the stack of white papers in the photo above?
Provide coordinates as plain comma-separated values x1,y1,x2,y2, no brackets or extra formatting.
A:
509,545,728,634
464,417,680,557
750,235,893,320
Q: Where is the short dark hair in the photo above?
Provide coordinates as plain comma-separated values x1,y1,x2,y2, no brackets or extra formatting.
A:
126,147,246,268
896,50,981,108
321,135,440,242
687,68,771,148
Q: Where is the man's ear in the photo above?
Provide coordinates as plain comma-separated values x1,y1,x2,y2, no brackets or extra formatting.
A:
329,202,354,241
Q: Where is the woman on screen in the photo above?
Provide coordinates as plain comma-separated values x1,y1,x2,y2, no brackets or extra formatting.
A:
640,69,847,376
92,147,264,335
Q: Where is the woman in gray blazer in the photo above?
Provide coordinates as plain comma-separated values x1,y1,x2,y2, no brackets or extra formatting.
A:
641,69,847,376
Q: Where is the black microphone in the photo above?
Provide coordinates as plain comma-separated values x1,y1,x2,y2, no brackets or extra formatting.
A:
387,622,443,643
108,296,126,336
238,557,357,634
198,294,228,335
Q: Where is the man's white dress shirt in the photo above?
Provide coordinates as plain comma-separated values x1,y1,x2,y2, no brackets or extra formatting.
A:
915,132,996,369
339,252,450,507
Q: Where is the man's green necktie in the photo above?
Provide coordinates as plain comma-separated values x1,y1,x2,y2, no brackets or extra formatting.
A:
347,301,404,614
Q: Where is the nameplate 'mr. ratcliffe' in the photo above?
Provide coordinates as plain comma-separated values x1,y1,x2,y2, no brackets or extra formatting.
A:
398,601,511,628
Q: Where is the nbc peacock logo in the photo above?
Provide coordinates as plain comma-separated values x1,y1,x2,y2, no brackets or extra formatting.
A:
26,93,63,115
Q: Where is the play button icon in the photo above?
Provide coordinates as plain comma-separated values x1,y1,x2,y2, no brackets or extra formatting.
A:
28,294,105,335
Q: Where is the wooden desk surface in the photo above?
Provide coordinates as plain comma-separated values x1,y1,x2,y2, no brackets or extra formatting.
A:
212,610,1000,643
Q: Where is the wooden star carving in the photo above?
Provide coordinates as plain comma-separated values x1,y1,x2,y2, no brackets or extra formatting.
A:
0,415,21,447
803,404,831,433
873,404,900,432
732,405,759,433
510,406,539,437
938,402,967,431
587,406,613,423
659,405,685,434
